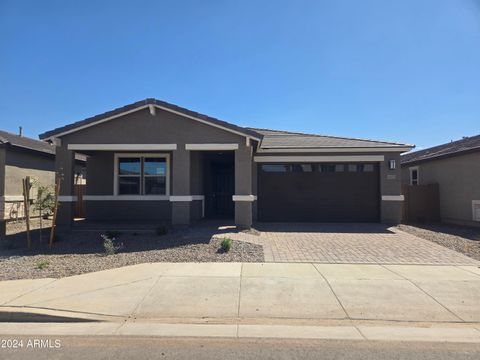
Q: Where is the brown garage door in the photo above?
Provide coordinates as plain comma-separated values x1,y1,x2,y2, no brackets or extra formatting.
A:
257,163,379,222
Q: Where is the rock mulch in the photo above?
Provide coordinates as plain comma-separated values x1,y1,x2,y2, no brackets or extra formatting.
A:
0,230,264,280
397,223,480,261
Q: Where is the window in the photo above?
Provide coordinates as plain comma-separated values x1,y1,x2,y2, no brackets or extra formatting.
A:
363,164,374,172
292,164,313,172
318,164,344,172
348,164,358,172
347,163,374,172
116,154,169,195
410,167,419,186
261,164,291,172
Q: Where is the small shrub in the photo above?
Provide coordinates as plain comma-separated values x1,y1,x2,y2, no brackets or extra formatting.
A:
102,235,116,256
220,238,233,252
36,260,50,270
156,225,168,236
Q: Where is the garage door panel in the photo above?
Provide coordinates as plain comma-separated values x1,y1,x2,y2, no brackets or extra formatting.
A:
258,164,379,222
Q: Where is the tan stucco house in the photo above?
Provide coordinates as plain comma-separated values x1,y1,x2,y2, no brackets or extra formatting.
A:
0,130,86,236
39,98,413,229
401,135,480,227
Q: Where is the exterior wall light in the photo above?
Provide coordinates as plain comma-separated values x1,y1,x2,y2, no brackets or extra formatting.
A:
388,159,396,170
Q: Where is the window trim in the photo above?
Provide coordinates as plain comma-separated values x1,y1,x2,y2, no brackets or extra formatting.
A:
409,166,419,186
114,153,170,196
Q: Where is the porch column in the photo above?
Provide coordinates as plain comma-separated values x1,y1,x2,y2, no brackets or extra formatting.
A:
55,145,75,228
234,144,253,228
171,147,191,225
380,153,403,224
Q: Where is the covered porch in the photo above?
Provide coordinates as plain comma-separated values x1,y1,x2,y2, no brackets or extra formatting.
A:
55,142,256,229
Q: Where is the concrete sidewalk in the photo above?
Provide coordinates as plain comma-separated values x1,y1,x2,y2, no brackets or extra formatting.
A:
1,262,480,324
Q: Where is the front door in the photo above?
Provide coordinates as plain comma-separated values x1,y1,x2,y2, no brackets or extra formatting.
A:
210,163,234,218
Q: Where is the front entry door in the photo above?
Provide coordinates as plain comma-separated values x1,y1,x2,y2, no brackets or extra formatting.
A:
211,163,234,218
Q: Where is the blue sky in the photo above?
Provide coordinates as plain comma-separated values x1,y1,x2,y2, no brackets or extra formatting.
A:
1,0,479,150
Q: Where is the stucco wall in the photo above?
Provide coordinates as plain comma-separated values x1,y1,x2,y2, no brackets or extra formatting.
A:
4,147,55,196
2,147,55,221
61,107,245,145
401,152,480,226
86,200,171,221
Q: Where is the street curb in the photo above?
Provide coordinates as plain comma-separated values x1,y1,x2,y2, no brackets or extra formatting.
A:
1,322,480,343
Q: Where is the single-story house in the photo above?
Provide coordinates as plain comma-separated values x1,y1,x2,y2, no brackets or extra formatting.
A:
401,134,480,227
0,129,86,236
39,98,413,228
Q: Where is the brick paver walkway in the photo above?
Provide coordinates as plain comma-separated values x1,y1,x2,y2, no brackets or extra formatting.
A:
221,223,479,265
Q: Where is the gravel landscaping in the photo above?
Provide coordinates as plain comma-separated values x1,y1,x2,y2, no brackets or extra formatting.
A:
0,227,264,280
397,223,480,261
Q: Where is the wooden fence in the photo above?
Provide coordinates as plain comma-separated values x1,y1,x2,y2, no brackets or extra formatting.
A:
402,183,440,223
74,184,86,218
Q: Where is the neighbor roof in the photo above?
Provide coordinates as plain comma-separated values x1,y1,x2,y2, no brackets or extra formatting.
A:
250,128,411,149
401,134,480,165
0,129,55,155
0,130,87,162
39,98,412,150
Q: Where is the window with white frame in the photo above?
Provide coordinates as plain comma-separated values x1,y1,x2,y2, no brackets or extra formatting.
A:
410,167,419,186
116,154,168,195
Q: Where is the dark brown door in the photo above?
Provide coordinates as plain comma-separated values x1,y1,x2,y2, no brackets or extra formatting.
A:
258,163,379,222
210,163,234,218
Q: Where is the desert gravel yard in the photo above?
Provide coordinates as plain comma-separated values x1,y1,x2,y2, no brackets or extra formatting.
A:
397,223,480,261
0,226,263,280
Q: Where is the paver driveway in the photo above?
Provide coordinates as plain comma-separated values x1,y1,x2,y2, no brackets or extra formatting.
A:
222,223,479,265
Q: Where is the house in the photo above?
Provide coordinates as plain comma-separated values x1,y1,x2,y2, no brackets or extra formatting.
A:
39,98,413,229
401,135,480,227
0,130,86,236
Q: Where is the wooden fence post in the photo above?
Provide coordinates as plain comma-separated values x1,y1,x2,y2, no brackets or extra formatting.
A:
49,173,61,248
22,176,31,249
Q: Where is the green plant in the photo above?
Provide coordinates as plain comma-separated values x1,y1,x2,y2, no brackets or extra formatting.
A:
156,225,168,236
220,238,233,252
36,260,50,270
102,235,116,256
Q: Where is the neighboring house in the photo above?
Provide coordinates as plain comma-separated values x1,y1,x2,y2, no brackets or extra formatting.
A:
0,130,86,236
39,98,413,229
401,135,480,227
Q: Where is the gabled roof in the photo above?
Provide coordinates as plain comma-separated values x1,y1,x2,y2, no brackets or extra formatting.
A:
39,98,262,140
38,98,412,152
249,128,412,149
401,134,480,165
0,129,55,155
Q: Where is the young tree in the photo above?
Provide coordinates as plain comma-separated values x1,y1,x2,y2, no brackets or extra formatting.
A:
33,181,55,242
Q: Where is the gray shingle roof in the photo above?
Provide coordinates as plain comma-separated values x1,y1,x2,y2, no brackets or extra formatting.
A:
401,134,480,165
249,128,411,149
0,129,55,155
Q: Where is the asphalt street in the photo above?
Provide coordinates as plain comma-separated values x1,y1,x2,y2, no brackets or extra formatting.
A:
1,336,480,360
